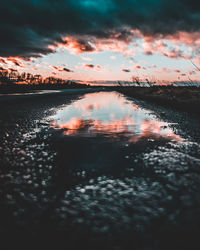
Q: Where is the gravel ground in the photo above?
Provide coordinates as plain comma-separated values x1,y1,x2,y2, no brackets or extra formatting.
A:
0,89,200,250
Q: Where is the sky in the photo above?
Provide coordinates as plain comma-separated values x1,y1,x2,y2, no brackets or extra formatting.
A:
0,0,200,83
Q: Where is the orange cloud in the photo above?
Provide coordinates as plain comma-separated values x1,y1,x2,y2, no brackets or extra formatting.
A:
174,69,181,73
0,57,25,68
129,119,183,143
134,64,141,69
58,34,132,56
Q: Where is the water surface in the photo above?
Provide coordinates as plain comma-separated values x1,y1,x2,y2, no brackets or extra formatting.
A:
50,91,182,143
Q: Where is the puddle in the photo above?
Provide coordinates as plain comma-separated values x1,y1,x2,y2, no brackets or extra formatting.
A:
50,92,182,143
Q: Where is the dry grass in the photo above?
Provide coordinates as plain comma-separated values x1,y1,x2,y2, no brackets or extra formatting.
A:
112,86,200,115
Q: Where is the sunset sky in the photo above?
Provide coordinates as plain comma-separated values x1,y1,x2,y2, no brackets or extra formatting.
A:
1,0,200,82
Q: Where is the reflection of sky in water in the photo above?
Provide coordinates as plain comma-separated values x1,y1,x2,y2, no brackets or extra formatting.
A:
51,92,182,142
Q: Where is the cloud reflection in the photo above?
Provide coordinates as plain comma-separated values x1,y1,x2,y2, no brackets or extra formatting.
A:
51,92,182,142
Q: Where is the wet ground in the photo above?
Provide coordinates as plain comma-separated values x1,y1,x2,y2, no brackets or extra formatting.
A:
0,89,200,250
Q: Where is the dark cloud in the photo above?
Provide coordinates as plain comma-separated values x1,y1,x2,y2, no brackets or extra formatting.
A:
63,67,73,72
1,0,200,58
84,64,101,70
122,69,131,72
52,65,73,72
145,51,153,56
85,64,95,69
0,58,7,64
9,68,18,72
7,58,24,67
52,66,59,70
63,38,96,53
134,65,141,69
